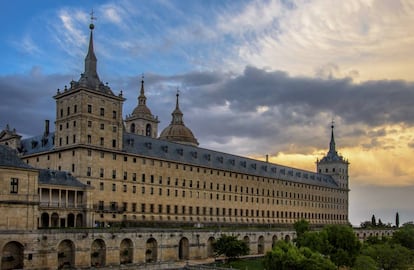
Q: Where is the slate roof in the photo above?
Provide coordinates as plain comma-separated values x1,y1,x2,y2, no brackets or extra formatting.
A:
123,133,339,189
17,131,339,189
39,169,88,188
0,144,33,169
20,132,55,155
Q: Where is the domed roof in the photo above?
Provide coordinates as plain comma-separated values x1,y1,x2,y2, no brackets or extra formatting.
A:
159,92,199,147
131,79,153,117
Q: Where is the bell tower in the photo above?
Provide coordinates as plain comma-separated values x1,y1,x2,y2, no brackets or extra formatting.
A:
317,122,349,189
53,18,125,151
124,76,159,138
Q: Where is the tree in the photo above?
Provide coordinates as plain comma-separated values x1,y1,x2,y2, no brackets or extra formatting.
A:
294,219,310,238
212,235,249,261
371,214,376,227
361,242,413,270
396,212,400,228
263,240,336,270
323,225,361,267
353,255,378,270
392,224,414,250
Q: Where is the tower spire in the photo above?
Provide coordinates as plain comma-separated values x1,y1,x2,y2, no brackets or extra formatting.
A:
329,120,336,155
84,10,100,85
138,74,146,106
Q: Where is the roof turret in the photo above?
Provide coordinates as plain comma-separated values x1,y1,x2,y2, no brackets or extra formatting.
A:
159,91,199,146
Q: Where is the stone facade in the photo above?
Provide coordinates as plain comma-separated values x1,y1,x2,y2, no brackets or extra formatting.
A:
0,22,351,269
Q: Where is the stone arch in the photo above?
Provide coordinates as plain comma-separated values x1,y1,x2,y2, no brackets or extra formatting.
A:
51,212,59,227
120,238,133,264
258,236,265,254
178,237,189,260
76,213,83,227
272,235,278,248
146,124,152,137
91,239,106,267
67,213,75,227
57,239,75,269
41,212,49,228
243,236,250,246
145,238,157,262
285,235,291,242
207,237,215,257
1,241,24,270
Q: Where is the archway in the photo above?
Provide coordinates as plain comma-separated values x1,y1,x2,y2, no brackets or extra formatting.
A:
272,235,278,248
1,241,24,270
130,123,135,133
284,235,291,242
258,236,265,254
120,238,133,264
207,237,215,257
178,237,189,260
145,238,157,262
76,213,83,227
91,239,106,267
41,212,49,228
67,213,75,227
243,236,250,250
57,240,75,269
51,213,59,227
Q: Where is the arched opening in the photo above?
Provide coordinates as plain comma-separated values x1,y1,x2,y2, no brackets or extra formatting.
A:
243,236,250,250
76,213,83,227
57,240,75,269
120,238,133,264
272,235,278,249
67,213,75,228
146,124,152,137
130,123,135,133
284,235,291,242
91,239,106,267
145,238,157,263
258,236,265,254
1,241,24,270
178,237,189,260
51,213,59,227
41,212,49,228
207,237,215,257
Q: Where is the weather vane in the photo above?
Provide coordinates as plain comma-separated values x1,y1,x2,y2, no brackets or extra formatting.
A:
90,9,97,23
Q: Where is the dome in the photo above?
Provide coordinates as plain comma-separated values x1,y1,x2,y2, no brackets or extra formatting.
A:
159,92,199,147
131,79,153,118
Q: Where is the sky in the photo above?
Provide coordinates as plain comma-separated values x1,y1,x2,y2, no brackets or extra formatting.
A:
1,0,414,226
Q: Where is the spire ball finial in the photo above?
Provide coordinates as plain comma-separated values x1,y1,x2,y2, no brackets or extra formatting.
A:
89,9,97,30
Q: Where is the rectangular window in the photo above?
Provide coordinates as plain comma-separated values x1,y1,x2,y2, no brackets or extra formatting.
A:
112,110,117,119
100,108,105,116
123,172,127,180
112,140,116,148
88,121,92,127
112,170,116,179
100,182,104,191
133,185,136,193
158,204,162,214
100,123,104,130
100,168,104,178
10,178,18,194
141,203,146,213
87,167,91,176
132,203,136,212
98,201,104,210
132,173,136,181
100,137,104,146
123,185,127,192
112,184,116,191
88,104,92,113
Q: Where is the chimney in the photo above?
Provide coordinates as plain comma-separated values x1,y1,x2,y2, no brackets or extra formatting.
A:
266,154,269,163
44,120,50,137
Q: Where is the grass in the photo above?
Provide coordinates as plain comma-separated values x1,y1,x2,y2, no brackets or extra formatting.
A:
212,258,265,270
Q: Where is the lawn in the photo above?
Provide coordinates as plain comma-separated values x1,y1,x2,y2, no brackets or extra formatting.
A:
212,258,265,270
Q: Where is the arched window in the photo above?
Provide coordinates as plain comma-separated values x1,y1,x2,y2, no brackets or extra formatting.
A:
130,123,135,133
146,124,152,137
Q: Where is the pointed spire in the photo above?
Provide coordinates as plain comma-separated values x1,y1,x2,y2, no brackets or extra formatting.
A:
329,120,336,155
172,89,183,124
84,11,99,83
138,74,146,106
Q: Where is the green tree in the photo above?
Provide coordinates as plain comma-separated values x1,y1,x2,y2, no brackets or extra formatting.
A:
392,224,414,249
353,255,378,270
294,219,310,238
212,235,249,261
371,214,376,226
323,225,361,267
361,242,413,270
263,241,335,270
395,212,400,228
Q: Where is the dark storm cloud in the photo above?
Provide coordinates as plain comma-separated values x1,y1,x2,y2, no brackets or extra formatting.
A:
1,65,413,155
0,68,71,136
